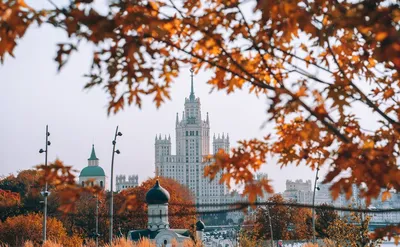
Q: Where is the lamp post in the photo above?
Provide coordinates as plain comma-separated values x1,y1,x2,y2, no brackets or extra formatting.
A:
312,167,320,244
266,204,274,247
39,125,51,244
109,126,122,245
95,195,99,247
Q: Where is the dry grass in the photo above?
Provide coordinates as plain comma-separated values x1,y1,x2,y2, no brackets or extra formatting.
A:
0,237,201,247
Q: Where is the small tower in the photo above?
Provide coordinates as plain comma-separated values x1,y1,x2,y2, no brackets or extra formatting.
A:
155,134,172,163
146,180,170,231
213,133,230,154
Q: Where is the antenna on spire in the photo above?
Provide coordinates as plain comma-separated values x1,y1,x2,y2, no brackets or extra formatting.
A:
189,68,195,101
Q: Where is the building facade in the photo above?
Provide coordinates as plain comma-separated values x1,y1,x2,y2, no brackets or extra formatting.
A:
155,74,230,208
79,145,106,188
282,179,313,204
116,175,139,192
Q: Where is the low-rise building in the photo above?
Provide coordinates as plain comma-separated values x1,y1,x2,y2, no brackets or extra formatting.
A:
116,174,138,192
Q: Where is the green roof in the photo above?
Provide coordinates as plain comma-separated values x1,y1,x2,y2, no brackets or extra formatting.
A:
79,166,105,177
88,144,99,160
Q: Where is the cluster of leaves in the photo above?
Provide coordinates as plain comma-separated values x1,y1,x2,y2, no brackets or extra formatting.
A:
314,203,339,239
0,169,45,220
326,211,382,246
1,0,400,239
246,195,313,241
0,213,82,247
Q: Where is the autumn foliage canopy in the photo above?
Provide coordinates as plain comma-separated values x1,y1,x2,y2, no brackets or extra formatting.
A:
1,0,400,240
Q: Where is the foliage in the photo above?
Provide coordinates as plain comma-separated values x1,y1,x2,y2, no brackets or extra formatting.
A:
0,189,20,220
0,213,82,247
238,230,264,247
315,204,338,239
326,211,380,247
1,0,400,239
114,177,197,234
0,170,43,219
253,195,312,241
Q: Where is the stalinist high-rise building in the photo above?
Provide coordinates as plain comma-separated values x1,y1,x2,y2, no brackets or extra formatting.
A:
155,71,230,208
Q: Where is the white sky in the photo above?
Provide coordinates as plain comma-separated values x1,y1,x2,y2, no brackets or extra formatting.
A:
0,0,335,193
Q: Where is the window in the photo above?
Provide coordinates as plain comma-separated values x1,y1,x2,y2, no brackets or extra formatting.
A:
160,210,162,220
100,181,103,188
81,181,84,187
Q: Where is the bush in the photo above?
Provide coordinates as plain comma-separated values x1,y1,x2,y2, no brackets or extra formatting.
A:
0,213,82,247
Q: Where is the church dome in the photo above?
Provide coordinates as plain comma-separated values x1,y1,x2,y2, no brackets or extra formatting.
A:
146,180,170,204
79,166,105,177
196,220,205,231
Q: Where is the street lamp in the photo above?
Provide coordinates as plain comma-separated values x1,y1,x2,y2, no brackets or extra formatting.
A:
109,126,122,245
39,125,51,243
94,195,100,247
312,167,320,244
265,204,274,247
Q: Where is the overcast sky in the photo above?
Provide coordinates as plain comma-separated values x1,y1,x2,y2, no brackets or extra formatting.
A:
0,1,323,193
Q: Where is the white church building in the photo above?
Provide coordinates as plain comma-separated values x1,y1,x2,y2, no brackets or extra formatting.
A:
128,180,205,246
79,145,106,188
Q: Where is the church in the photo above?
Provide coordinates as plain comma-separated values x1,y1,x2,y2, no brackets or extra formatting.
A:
128,180,205,246
78,145,106,188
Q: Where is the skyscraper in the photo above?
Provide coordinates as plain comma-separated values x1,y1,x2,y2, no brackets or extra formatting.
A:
155,72,230,207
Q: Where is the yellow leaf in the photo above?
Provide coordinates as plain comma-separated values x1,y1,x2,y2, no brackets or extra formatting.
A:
363,140,374,149
375,32,388,41
381,191,391,202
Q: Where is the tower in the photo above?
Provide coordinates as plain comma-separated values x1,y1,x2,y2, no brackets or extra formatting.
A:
154,70,228,206
213,133,230,154
146,180,170,231
155,134,171,164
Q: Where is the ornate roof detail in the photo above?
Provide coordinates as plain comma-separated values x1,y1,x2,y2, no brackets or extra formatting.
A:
146,180,170,204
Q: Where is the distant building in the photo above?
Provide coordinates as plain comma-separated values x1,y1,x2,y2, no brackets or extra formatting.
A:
116,175,138,192
315,183,400,221
128,180,205,246
154,73,230,209
282,179,313,204
255,173,272,202
79,145,106,188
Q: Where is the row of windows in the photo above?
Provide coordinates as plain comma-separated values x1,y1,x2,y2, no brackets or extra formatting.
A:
186,131,199,136
82,180,104,188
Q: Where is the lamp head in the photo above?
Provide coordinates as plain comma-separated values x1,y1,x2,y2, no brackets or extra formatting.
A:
47,141,51,146
115,150,120,154
39,149,45,153
317,187,320,191
47,132,50,136
117,132,122,136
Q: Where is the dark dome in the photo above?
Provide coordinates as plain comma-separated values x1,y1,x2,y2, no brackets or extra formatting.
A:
145,180,170,204
196,220,205,231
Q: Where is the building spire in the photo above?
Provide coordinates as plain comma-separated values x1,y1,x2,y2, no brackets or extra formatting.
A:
88,144,99,167
88,144,99,161
189,68,195,101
